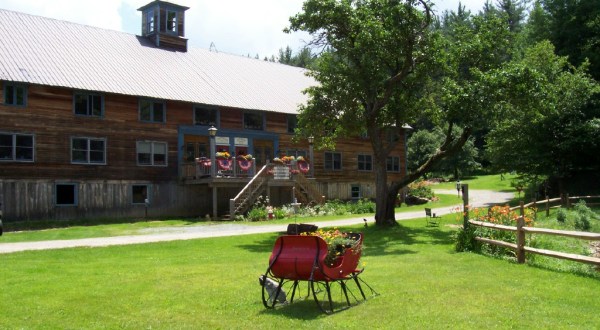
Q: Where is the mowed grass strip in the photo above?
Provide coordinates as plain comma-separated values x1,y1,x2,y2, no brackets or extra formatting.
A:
1,194,461,243
1,216,599,329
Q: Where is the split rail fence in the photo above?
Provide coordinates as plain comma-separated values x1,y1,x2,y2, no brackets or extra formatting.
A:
466,195,600,266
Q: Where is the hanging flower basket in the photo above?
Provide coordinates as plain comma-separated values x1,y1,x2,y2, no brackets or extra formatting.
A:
237,159,252,171
217,158,232,171
297,160,310,174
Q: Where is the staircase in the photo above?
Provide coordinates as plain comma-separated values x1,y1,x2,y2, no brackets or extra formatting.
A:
229,165,325,218
294,172,325,205
229,165,270,216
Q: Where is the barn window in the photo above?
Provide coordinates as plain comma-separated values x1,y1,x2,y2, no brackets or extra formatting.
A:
324,152,342,171
194,106,218,126
287,115,297,134
387,156,400,172
71,137,106,164
132,185,150,205
55,183,77,206
139,99,166,123
0,133,34,162
3,83,26,106
243,112,264,130
137,141,167,166
357,154,372,171
351,185,361,199
74,92,103,117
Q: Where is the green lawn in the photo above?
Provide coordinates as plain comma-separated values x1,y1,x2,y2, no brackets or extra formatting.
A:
434,173,518,191
1,217,598,329
1,194,460,243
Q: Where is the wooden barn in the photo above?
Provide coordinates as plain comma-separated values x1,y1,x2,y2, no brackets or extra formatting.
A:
0,1,408,222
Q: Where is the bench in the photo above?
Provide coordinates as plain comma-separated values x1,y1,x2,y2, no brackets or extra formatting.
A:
425,208,440,226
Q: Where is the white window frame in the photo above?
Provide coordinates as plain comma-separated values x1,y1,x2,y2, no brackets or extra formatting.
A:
137,141,168,167
0,132,34,162
71,137,106,165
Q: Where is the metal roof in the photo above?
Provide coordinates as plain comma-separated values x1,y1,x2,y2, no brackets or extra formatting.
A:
0,9,315,114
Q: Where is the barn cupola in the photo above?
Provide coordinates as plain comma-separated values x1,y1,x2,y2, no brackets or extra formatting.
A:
138,1,189,52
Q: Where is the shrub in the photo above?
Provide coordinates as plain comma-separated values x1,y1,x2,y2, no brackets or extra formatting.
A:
407,180,434,200
454,225,479,252
556,208,568,223
273,208,287,219
247,207,267,221
462,205,535,259
348,199,376,214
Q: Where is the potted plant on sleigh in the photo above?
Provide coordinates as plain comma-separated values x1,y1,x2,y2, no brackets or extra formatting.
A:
302,228,362,267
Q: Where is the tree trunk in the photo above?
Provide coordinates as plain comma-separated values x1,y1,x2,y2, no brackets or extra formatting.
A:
374,160,395,226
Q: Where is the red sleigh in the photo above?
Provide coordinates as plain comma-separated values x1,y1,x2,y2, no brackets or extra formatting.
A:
260,233,376,314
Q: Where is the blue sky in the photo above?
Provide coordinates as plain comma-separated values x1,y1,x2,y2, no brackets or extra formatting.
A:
0,0,488,58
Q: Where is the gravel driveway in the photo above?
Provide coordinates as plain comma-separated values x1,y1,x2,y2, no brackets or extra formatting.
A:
0,189,513,254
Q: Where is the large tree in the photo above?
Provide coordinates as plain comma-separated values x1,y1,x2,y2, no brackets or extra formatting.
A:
484,41,600,194
287,0,512,225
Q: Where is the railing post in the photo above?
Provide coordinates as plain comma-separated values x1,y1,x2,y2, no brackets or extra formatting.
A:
517,201,526,264
546,195,550,217
566,193,571,209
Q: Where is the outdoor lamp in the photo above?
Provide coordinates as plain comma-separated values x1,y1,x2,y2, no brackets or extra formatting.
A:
308,136,314,144
456,180,461,197
208,126,218,137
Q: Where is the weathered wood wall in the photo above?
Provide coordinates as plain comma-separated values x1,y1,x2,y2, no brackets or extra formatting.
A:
0,180,210,221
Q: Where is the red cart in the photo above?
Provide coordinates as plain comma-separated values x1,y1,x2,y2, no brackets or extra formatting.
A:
260,233,376,313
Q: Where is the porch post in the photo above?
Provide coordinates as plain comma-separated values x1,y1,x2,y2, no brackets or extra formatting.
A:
208,126,217,177
212,186,218,219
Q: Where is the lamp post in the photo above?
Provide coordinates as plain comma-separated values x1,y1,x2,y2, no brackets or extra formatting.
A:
208,126,217,177
456,179,461,197
308,136,314,178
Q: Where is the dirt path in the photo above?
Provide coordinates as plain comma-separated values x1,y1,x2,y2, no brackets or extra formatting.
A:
0,189,513,254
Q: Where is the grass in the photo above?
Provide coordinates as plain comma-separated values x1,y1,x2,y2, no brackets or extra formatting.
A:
434,173,518,192
1,217,599,329
0,194,461,243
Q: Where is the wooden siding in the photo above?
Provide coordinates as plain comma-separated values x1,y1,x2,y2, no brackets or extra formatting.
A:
0,82,407,220
0,84,184,182
0,180,210,221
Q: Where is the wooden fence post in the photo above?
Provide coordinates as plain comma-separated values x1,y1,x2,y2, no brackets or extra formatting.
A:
517,201,526,264
566,193,571,209
546,195,550,217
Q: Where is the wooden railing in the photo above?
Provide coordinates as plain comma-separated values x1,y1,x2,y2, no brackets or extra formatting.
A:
229,165,271,216
469,198,600,266
180,158,257,180
294,172,325,205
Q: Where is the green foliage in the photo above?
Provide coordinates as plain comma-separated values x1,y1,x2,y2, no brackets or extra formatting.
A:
573,200,596,231
407,180,435,200
348,198,376,214
246,207,267,222
407,127,481,178
461,205,535,259
556,207,567,223
454,225,479,252
484,41,600,185
273,208,287,220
